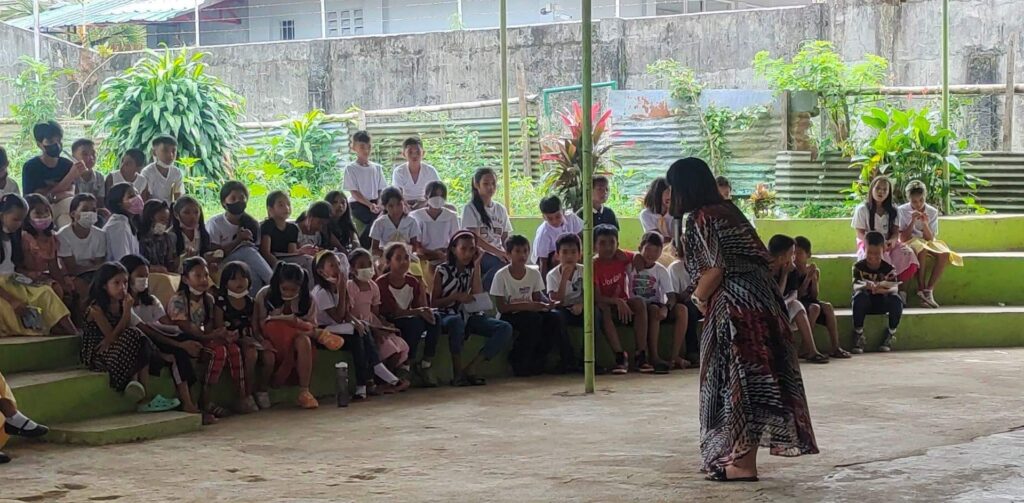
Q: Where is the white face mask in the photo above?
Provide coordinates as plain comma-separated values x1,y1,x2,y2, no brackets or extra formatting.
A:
156,159,175,169
356,268,375,282
76,211,98,227
227,289,248,299
427,196,445,209
152,222,168,234
132,277,149,293
188,286,205,296
281,293,299,302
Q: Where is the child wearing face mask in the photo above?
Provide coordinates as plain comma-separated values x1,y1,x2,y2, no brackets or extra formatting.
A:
121,254,199,414
0,193,75,336
103,182,143,262
19,194,67,299
70,139,108,219
139,135,183,203
0,147,20,196
215,261,275,411
22,121,82,228
253,262,322,409
138,199,179,305
168,257,256,424
57,194,107,313
409,181,460,294
348,248,411,390
207,181,271,296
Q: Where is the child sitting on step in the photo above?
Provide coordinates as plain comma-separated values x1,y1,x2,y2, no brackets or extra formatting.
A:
20,194,66,299
593,224,648,375
347,248,411,392
215,261,276,411
377,242,442,387
898,180,963,308
851,231,904,353
768,234,829,364
631,232,683,374
792,237,850,359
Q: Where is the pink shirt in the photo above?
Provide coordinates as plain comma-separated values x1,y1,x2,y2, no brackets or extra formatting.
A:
346,279,381,324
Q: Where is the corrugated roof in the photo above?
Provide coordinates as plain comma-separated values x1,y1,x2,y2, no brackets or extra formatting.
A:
7,0,206,29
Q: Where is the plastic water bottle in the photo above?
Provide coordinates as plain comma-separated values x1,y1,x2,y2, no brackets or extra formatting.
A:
335,361,350,407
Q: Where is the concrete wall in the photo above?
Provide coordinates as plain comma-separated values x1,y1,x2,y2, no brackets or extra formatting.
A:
0,22,98,120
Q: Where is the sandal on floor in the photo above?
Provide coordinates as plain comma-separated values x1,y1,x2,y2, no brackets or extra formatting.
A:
466,374,487,386
705,466,759,483
206,404,232,418
202,413,218,426
672,357,692,370
137,394,181,413
653,361,671,375
829,348,852,359
802,353,830,364
451,375,473,387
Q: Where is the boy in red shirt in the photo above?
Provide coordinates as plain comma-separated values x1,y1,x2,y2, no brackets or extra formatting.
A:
594,224,650,374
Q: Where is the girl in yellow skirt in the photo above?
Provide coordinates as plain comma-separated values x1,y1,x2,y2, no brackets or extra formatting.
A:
0,194,76,336
1,369,50,463
898,180,964,308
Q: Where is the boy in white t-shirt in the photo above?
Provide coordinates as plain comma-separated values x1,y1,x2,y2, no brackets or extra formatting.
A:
140,135,183,203
391,137,440,209
532,195,583,278
409,181,459,293
631,232,675,374
545,233,591,373
490,235,572,376
343,130,386,248
0,147,20,196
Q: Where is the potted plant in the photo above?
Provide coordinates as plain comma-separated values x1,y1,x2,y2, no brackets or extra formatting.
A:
541,101,630,211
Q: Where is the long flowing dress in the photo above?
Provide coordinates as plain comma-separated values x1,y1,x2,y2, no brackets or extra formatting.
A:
81,306,153,392
682,202,818,472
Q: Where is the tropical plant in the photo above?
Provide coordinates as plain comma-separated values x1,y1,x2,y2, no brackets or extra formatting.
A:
259,109,343,190
850,106,985,213
3,57,73,146
647,59,763,173
90,48,245,181
754,41,889,155
540,101,627,210
749,183,777,218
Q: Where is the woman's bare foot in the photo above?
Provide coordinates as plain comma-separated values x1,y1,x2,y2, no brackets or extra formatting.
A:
673,356,692,370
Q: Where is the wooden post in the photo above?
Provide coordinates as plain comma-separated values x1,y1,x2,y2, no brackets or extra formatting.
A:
1004,36,1017,151
516,66,532,177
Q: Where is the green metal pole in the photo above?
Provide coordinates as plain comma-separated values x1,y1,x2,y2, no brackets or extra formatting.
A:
581,0,595,394
941,0,951,214
500,0,511,211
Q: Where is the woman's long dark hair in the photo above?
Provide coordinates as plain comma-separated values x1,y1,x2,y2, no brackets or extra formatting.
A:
265,261,312,316
866,176,898,240
219,181,259,241
120,254,154,306
89,261,128,315
22,194,56,237
445,230,477,267
325,190,357,251
643,177,670,215
0,193,26,265
171,195,211,257
178,256,213,326
470,168,495,229
666,157,724,216
106,182,138,233
138,199,169,237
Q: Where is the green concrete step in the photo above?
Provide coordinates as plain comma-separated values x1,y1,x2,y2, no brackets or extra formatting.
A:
44,411,201,446
811,252,1024,308
820,306,1024,353
0,336,80,374
7,369,138,426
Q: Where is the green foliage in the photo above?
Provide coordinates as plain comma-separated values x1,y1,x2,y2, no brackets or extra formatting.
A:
781,201,854,219
3,57,73,146
748,183,778,219
90,48,245,181
540,101,626,210
259,110,343,191
850,106,985,213
754,41,889,154
647,59,763,173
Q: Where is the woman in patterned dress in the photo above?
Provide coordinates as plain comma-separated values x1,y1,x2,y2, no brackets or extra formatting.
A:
667,157,818,482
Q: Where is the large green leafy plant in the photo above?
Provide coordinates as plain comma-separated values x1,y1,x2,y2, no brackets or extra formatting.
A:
541,101,626,210
90,49,244,180
754,41,888,154
4,57,72,146
259,109,342,191
851,106,985,213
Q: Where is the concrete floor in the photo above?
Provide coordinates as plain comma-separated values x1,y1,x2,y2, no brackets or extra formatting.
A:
3,348,1023,503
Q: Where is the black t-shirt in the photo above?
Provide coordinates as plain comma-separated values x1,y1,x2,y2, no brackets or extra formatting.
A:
577,205,619,229
22,156,73,196
853,259,896,284
260,219,299,254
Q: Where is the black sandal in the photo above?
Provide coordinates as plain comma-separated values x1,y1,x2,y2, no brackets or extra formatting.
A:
802,353,830,364
653,361,671,375
466,374,487,386
704,466,759,483
830,348,852,359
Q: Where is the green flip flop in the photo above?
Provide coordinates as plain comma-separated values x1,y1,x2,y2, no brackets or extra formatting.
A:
137,394,181,413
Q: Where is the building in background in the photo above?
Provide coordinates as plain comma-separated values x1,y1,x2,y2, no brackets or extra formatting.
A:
6,0,812,48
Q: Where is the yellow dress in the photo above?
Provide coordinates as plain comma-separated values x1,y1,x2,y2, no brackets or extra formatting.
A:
0,275,71,336
904,237,964,267
0,370,13,448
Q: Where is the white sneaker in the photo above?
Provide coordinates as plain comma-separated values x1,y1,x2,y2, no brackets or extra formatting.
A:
918,290,939,308
254,392,271,410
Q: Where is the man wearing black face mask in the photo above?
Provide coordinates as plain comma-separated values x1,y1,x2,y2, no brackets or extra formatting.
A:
22,121,85,227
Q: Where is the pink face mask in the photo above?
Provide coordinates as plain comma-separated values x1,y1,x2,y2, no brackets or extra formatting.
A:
30,217,52,231
126,195,144,215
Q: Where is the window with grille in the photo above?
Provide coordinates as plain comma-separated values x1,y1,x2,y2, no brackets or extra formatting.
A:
280,19,295,40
